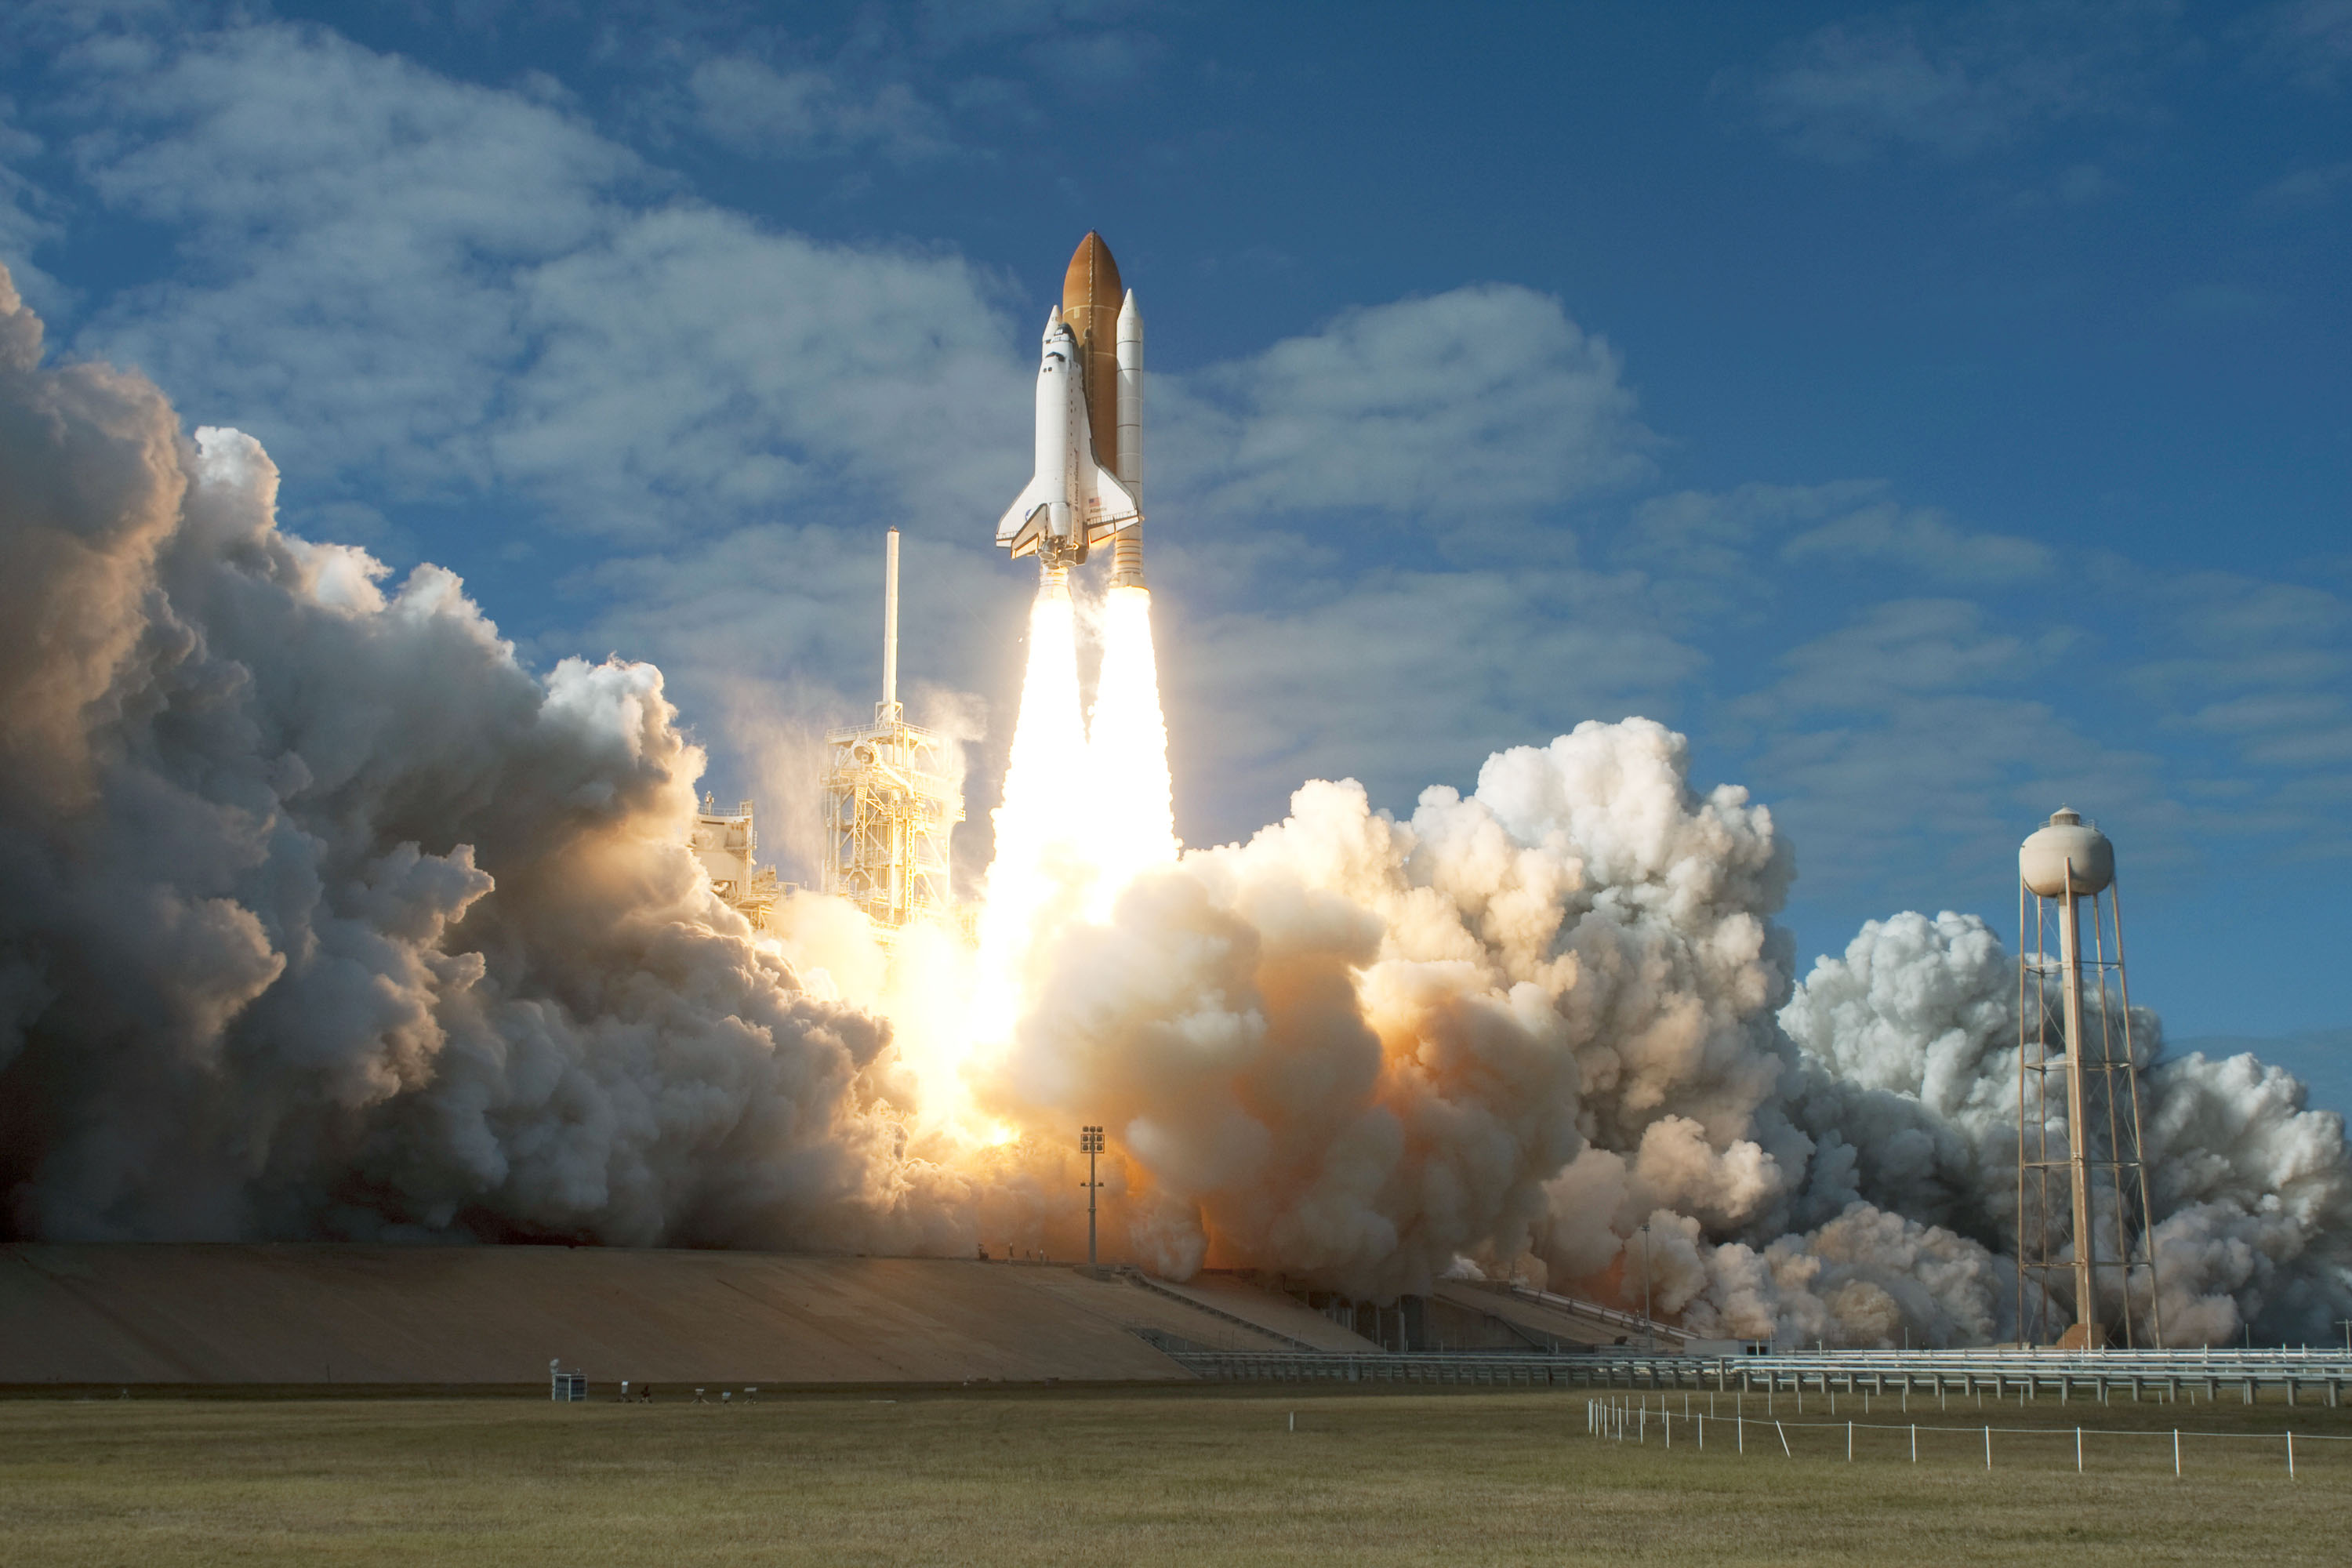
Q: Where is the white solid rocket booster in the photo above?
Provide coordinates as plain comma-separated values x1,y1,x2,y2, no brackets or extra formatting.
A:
1112,287,1145,587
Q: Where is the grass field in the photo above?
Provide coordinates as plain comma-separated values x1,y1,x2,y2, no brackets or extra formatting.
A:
1,1387,2347,1566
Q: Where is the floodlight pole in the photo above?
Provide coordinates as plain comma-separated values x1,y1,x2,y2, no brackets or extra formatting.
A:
1080,1125,1105,1266
1638,1221,1653,1350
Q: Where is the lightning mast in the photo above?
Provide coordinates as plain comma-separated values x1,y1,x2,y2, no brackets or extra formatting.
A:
820,529,963,931
2016,808,2162,1349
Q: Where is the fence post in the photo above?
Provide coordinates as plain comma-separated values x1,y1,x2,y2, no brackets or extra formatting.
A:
1910,1424,1917,1463
2287,1432,2296,1481
2173,1429,2180,1478
1777,1421,1791,1459
2075,1427,2082,1473
1984,1425,1992,1470
1847,1421,1853,1461
1737,1414,1744,1454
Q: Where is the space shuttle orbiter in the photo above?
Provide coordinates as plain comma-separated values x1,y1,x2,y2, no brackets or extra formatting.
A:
996,231,1146,585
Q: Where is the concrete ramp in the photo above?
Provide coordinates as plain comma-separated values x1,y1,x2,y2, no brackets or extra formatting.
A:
1014,1269,1305,1352
0,1246,1214,1387
1432,1281,1626,1349
1141,1272,1384,1352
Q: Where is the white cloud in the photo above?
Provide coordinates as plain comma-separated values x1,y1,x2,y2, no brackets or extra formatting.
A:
2251,159,2352,211
1740,0,2182,163
1714,596,2185,895
1160,555,1705,840
16,2,2350,940
0,98,67,314
42,21,1656,563
2244,0,2352,91
1171,284,1653,520
24,15,1690,874
686,56,949,162
1024,30,1161,97
493,208,1028,538
1737,598,2051,714
1715,565,2352,898
66,21,639,492
2139,572,2352,794
58,21,1028,542
1780,501,2053,583
1626,482,1880,579
1621,483,2049,619
918,0,1147,50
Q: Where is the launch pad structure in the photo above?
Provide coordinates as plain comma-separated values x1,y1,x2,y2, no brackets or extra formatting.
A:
821,528,962,931
690,797,781,931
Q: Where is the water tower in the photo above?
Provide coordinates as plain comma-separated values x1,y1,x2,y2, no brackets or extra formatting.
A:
2016,808,2162,1349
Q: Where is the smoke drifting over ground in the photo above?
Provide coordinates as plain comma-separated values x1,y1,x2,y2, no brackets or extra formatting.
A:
2,267,2345,1346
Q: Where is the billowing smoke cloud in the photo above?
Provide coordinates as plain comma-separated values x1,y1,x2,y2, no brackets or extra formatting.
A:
0,266,962,1250
3,262,2343,1348
989,728,2351,1347
1780,910,2352,1345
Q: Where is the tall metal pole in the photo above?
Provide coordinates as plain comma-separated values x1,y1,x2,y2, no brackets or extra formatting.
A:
1639,1221,1653,1348
2059,865,2098,1341
2017,877,2031,1345
1080,1125,1104,1266
880,528,900,720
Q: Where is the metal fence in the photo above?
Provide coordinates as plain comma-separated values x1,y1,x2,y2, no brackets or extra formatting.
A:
1584,1395,2350,1478
1166,1346,2352,1406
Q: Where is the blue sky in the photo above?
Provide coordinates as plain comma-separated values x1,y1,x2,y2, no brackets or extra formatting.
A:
1,0,2346,1055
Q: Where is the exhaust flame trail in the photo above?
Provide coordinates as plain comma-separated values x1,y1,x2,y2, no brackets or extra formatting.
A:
969,573,1089,1052
1083,585,1178,916
958,575,1177,1121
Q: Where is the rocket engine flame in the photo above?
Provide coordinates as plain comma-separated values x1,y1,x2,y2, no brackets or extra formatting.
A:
960,577,1177,1106
1082,585,1178,913
968,575,1090,1056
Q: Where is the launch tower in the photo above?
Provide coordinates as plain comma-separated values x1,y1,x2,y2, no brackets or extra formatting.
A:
820,529,963,931
691,797,781,931
2016,808,2162,1348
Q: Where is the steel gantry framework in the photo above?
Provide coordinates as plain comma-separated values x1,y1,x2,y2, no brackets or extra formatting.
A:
691,796,784,931
820,529,963,932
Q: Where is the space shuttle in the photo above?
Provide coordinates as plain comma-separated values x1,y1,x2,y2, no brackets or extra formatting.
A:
996,232,1146,585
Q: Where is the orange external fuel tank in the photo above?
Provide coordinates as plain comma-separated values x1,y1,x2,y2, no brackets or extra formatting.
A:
1061,231,1124,471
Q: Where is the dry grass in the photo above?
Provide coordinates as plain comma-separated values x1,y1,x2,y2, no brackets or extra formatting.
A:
1,1387,2347,1566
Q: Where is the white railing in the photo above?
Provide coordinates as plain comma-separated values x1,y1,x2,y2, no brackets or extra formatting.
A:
1164,1346,2352,1397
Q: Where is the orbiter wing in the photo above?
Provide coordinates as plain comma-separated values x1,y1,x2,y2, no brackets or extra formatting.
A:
997,462,1138,560
996,475,1052,557
1080,463,1139,546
